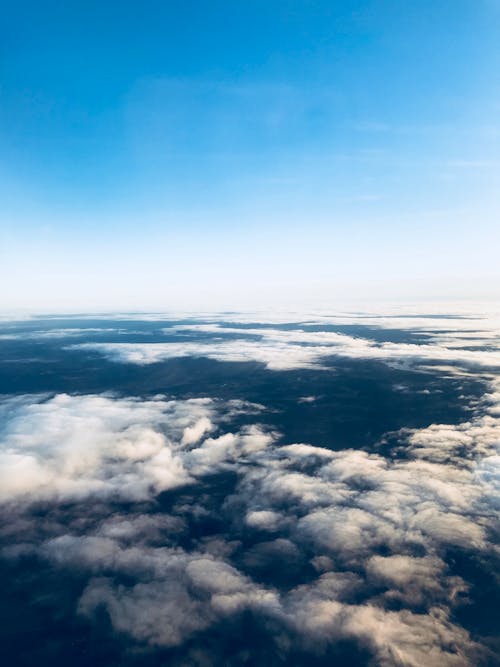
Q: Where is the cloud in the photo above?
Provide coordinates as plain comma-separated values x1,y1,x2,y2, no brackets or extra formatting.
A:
298,395,319,403
0,374,498,664
0,393,267,503
365,554,467,606
79,576,212,647
181,416,215,445
35,528,481,663
245,510,286,531
69,319,500,372
285,598,477,667
0,327,120,340
43,534,279,648
0,394,192,502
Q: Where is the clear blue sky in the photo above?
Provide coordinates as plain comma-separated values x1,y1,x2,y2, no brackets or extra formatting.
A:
1,1,499,310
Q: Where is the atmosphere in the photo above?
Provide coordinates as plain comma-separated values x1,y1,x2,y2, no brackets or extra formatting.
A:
1,1,499,310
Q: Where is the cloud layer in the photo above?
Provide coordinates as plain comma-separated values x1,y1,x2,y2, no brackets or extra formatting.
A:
70,319,500,371
1,374,498,665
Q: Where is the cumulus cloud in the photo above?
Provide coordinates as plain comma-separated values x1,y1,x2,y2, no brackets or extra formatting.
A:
79,576,212,646
0,369,498,663
181,416,214,445
0,393,268,503
365,554,467,607
0,394,191,502
40,533,279,648
285,596,478,667
245,510,286,531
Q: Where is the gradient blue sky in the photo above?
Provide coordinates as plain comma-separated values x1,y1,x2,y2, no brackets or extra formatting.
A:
1,0,499,310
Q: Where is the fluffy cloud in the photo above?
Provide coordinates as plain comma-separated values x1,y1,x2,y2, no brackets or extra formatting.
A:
0,374,498,664
285,597,477,667
0,393,269,503
245,510,286,531
38,533,279,648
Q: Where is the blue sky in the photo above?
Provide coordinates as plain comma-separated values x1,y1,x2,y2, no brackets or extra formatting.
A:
1,1,499,310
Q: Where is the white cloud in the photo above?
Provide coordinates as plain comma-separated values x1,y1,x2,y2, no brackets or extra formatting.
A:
0,327,120,340
181,416,215,445
0,393,266,503
45,534,279,647
79,576,213,647
245,510,286,531
365,554,467,606
70,318,500,372
0,373,498,664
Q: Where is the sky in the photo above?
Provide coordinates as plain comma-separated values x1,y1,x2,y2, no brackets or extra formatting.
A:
1,0,499,311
